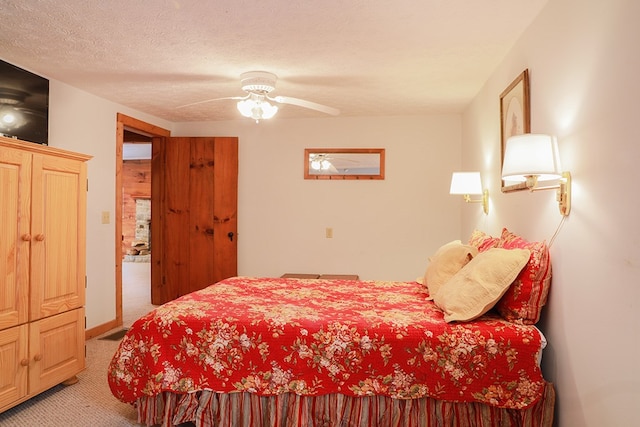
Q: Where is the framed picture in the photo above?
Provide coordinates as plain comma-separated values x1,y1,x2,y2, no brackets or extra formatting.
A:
500,69,530,192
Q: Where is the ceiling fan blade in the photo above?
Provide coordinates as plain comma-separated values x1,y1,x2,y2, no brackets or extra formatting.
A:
176,95,247,109
272,96,340,116
15,107,47,117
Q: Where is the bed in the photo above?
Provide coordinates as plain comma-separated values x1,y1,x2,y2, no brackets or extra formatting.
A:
108,228,555,426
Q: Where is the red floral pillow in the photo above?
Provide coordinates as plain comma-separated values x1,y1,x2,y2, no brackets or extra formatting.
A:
468,229,500,252
495,228,551,324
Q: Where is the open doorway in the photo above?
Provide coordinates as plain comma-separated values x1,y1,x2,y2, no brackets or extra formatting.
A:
114,114,170,330
121,135,153,326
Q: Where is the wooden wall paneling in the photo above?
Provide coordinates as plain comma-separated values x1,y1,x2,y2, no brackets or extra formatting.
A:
121,160,151,254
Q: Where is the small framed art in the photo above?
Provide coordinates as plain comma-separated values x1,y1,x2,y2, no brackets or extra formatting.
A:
500,69,530,192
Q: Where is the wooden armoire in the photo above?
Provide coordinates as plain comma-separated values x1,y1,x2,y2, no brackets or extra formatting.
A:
0,136,90,412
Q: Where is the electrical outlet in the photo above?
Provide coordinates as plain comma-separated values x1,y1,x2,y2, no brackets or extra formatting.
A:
325,227,333,238
101,211,110,224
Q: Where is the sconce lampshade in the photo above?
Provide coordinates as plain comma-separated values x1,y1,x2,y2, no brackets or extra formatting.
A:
449,172,483,195
502,134,562,182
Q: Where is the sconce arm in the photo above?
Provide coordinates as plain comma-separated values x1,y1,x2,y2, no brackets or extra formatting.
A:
462,189,489,214
526,172,571,216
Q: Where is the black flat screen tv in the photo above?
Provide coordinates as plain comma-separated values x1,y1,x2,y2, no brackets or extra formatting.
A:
0,59,49,145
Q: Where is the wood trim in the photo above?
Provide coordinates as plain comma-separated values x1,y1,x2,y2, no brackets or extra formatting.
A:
150,136,165,304
281,274,321,279
115,121,124,329
85,318,119,340
318,274,359,280
0,135,92,162
117,113,171,137
114,114,169,335
304,148,385,180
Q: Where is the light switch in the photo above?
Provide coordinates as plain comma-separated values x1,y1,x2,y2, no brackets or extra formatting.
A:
101,211,110,224
325,227,333,238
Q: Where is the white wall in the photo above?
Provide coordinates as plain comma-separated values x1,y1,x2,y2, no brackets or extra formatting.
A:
174,115,462,281
462,0,640,425
45,80,173,330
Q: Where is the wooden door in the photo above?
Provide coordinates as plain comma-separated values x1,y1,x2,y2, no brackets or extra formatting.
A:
151,137,238,305
29,154,87,321
0,146,30,329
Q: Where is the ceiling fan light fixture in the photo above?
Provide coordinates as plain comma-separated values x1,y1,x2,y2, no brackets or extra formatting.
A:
0,105,27,130
310,154,333,171
176,71,339,120
237,98,278,122
240,71,277,94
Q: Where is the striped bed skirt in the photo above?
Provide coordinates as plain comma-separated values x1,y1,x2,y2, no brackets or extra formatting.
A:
136,382,555,427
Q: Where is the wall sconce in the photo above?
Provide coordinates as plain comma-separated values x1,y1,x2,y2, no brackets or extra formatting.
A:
501,133,571,216
449,172,489,214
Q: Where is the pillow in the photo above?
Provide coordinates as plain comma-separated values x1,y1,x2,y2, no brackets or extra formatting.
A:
423,240,478,300
433,248,531,323
495,228,552,324
468,229,500,252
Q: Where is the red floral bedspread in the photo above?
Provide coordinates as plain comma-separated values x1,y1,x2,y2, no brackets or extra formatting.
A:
108,277,546,410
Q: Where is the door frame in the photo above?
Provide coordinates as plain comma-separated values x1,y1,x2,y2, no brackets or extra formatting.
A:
114,114,170,329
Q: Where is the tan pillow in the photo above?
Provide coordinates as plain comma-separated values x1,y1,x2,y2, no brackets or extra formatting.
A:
423,240,478,299
433,248,531,322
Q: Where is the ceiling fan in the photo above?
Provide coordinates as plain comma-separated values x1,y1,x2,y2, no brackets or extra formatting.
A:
177,71,340,122
309,153,338,173
308,152,370,174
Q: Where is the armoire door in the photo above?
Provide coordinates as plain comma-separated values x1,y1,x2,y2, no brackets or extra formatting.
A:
29,153,87,321
151,136,238,305
0,325,28,410
0,147,30,330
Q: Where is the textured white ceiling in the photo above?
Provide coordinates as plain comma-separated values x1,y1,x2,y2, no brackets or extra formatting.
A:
0,0,548,122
